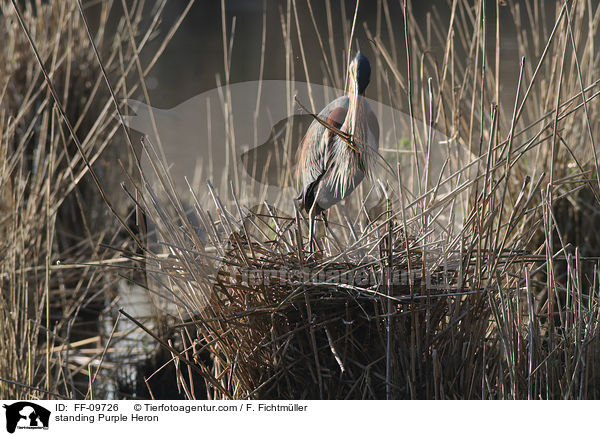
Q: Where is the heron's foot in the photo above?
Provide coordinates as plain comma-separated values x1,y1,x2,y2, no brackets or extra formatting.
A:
305,251,316,263
303,237,322,263
304,249,323,264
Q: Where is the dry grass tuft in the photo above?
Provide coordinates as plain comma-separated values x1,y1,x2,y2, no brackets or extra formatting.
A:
0,0,192,399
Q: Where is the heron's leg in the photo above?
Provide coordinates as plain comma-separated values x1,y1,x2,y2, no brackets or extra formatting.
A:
308,209,316,254
307,182,324,256
321,210,329,230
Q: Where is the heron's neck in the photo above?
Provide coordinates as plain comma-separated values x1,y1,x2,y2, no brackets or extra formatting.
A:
342,88,367,147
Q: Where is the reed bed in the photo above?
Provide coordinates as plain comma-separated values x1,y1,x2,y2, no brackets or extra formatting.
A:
0,0,193,399
3,0,600,400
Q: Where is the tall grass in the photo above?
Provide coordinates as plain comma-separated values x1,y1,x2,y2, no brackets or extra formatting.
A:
0,0,193,399
2,0,600,399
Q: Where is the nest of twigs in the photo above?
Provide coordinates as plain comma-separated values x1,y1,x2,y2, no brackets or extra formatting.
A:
209,226,459,399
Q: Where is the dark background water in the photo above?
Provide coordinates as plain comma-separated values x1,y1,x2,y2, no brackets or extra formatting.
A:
114,0,535,112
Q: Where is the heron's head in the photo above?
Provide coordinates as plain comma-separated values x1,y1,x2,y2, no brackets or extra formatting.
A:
349,51,371,95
